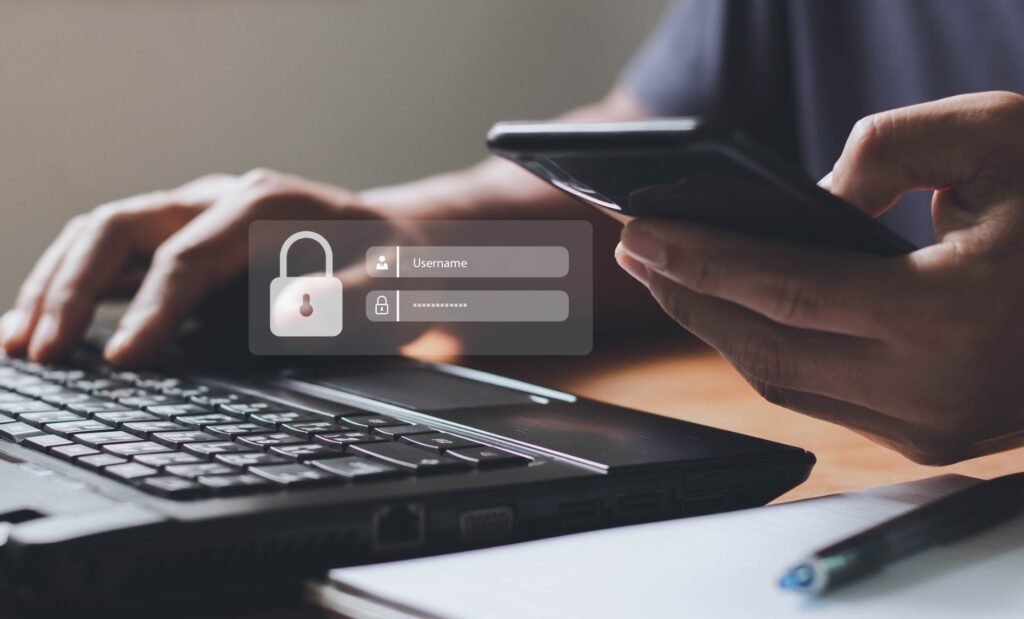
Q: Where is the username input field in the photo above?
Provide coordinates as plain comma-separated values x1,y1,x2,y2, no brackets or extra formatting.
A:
366,246,569,278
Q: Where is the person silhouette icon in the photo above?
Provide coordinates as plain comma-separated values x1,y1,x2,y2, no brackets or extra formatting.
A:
376,255,389,271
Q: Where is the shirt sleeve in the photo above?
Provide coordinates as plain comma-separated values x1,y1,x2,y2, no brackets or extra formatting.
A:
618,0,801,163
619,0,732,117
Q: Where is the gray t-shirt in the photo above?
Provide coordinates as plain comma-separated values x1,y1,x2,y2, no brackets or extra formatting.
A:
620,0,1024,247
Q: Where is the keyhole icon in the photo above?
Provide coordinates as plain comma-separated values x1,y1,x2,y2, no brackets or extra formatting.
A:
299,293,314,317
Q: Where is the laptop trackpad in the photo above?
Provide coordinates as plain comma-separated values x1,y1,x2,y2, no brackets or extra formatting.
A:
304,367,534,411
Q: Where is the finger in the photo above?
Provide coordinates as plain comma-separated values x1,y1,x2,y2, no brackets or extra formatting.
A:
748,384,973,465
643,270,884,408
620,219,917,337
1,215,87,354
828,91,1024,217
27,198,200,362
104,173,365,365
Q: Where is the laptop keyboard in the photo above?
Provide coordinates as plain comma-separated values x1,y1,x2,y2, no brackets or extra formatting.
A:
0,357,533,500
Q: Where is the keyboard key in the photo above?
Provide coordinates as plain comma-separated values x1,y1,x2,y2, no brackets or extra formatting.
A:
249,411,322,427
237,432,306,450
140,476,204,499
165,463,238,479
214,452,288,468
45,419,110,437
280,421,350,439
176,413,239,428
0,413,13,424
155,381,208,398
71,378,131,394
39,391,92,406
78,453,129,471
103,441,172,457
122,421,188,438
119,395,184,408
15,383,64,397
188,390,240,407
183,441,257,457
75,431,141,448
447,446,532,468
218,401,285,416
206,422,268,438
349,442,468,474
400,432,479,453
313,431,385,449
94,410,159,426
0,401,59,416
373,424,437,438
311,457,405,482
197,473,274,496
339,414,406,428
105,462,158,481
23,433,73,452
134,452,205,468
0,422,45,442
18,410,83,427
67,401,130,415
51,444,100,460
249,463,342,487
151,431,220,448
146,403,213,419
0,392,31,404
94,387,152,400
269,443,344,461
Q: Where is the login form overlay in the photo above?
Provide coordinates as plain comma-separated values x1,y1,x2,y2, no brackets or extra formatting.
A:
249,220,592,355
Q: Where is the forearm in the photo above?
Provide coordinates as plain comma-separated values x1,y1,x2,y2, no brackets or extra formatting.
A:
358,87,673,333
359,87,647,221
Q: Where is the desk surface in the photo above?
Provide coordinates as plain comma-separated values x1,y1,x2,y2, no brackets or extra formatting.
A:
469,334,1024,503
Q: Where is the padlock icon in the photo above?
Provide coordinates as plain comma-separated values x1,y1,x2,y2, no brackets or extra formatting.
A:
269,231,344,337
374,295,390,316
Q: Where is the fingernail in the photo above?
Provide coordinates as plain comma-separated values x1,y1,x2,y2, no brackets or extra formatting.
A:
0,310,28,346
27,314,58,359
614,243,649,286
104,328,131,359
621,225,666,267
818,171,834,190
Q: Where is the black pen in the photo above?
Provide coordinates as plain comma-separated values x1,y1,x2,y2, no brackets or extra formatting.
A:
779,472,1024,595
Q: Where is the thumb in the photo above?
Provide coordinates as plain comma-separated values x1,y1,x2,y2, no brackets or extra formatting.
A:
826,92,1024,220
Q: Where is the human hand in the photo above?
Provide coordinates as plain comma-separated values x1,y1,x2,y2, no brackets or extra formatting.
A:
0,169,413,366
616,91,1024,464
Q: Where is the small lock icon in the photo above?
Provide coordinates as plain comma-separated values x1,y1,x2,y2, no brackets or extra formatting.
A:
269,231,344,337
374,295,390,316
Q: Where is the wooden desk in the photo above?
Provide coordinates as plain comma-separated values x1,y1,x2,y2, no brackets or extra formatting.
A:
469,334,1024,503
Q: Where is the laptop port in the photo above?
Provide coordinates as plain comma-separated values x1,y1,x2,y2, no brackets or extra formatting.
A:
558,498,601,529
617,491,664,520
458,507,515,543
682,494,727,516
372,503,425,551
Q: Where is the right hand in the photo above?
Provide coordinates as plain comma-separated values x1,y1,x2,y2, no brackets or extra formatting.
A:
0,168,394,366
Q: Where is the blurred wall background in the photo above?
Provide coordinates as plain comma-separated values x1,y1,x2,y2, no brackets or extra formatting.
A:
0,0,666,304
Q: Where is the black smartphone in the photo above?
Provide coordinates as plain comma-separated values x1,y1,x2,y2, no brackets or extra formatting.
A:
487,118,916,255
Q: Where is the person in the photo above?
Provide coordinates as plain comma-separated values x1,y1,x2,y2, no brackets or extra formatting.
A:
3,0,1023,465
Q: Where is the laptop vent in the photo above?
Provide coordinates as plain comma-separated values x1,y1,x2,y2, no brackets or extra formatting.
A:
458,506,515,543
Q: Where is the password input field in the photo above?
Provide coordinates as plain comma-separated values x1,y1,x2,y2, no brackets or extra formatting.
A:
367,290,569,322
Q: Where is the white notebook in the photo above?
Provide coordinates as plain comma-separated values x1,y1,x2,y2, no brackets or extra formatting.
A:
319,474,1024,619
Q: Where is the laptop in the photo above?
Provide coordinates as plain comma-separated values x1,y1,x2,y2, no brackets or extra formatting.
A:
0,331,814,614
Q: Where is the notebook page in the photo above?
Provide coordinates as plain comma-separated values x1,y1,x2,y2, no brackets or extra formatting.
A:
328,474,1024,619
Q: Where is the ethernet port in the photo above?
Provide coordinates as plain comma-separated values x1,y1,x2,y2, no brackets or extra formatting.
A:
372,503,425,551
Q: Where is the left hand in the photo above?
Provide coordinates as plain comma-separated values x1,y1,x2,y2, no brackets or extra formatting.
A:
615,91,1024,465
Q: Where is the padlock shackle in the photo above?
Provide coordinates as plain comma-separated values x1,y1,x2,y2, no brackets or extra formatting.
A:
279,231,334,278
